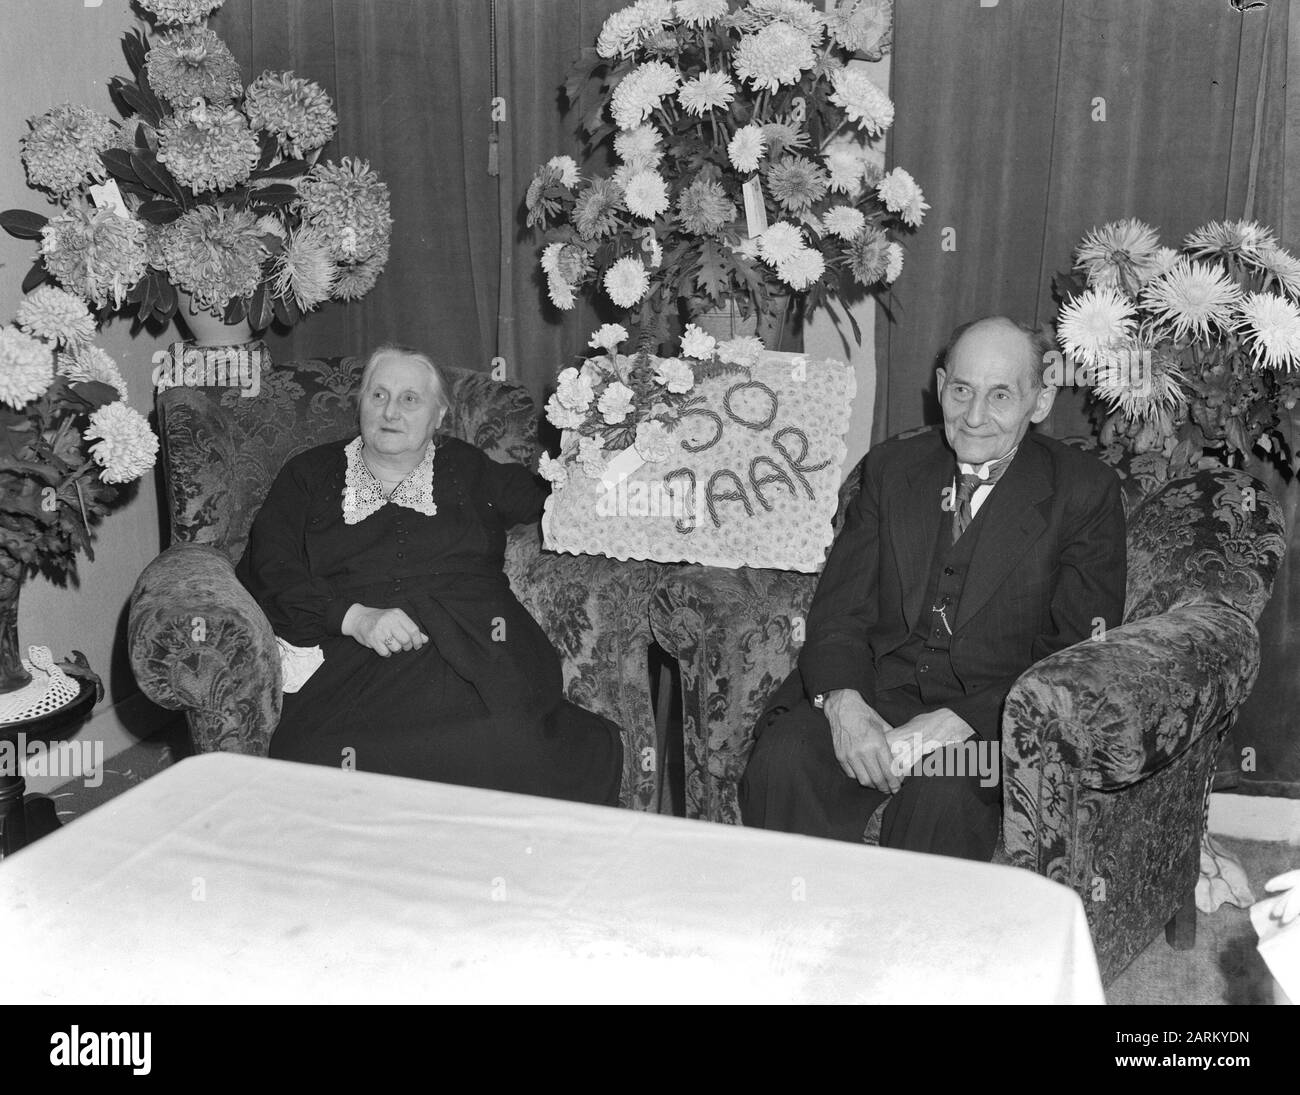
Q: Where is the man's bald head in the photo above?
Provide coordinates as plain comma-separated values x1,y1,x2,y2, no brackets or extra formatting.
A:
941,316,1054,391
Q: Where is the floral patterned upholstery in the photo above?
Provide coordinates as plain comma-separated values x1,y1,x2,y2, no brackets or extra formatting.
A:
650,439,1285,982
128,348,661,809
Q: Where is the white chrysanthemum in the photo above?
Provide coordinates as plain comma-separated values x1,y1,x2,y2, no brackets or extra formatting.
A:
544,393,585,429
624,170,670,220
588,324,629,352
1237,292,1300,371
734,23,817,92
546,273,576,310
555,366,596,412
1090,344,1187,422
737,0,826,39
634,419,673,463
244,70,337,158
611,62,681,130
537,451,569,487
613,125,664,171
598,380,636,424
1056,287,1138,366
604,257,651,307
829,68,894,135
546,155,581,188
1258,245,1300,300
825,147,867,195
156,103,262,194
84,401,159,484
728,125,767,174
145,27,243,107
718,335,764,366
775,246,825,290
0,326,55,409
827,0,892,51
597,0,674,58
681,323,717,360
758,221,804,264
540,242,565,278
136,0,224,25
673,0,728,26
58,345,127,400
1148,246,1181,282
875,167,928,227
41,201,148,309
1142,259,1242,342
272,226,336,313
1074,218,1162,292
1184,220,1278,265
15,287,96,348
653,356,694,393
20,103,117,196
884,242,904,283
678,71,736,116
821,205,866,240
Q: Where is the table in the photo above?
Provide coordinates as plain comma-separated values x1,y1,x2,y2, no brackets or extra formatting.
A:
0,753,1104,1004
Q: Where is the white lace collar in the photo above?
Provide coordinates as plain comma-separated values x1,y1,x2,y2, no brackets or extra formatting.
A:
342,436,438,524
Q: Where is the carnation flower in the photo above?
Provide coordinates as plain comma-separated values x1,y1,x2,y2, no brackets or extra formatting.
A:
333,253,386,301
718,335,765,367
829,67,895,135
577,434,608,478
624,170,670,220
727,125,767,174
244,71,338,158
156,103,262,194
604,257,651,307
1056,287,1138,366
83,402,160,484
634,419,674,463
765,156,829,213
544,393,585,429
775,246,825,290
884,242,904,283
1258,246,1300,300
574,177,626,240
681,323,717,360
678,72,736,116
598,380,636,424
0,326,55,409
58,345,128,400
653,356,694,393
825,147,867,195
15,287,96,348
734,23,817,92
20,104,117,196
820,205,866,240
157,205,268,313
272,226,336,312
611,62,681,130
1142,259,1241,342
597,0,674,58
1074,218,1162,292
588,324,628,352
676,177,736,236
614,126,664,171
537,451,569,487
1184,220,1278,266
875,167,928,227
673,0,728,27
145,27,243,107
1237,292,1300,371
41,201,148,309
847,227,890,285
555,366,596,412
758,221,805,264
298,157,393,263
136,0,225,24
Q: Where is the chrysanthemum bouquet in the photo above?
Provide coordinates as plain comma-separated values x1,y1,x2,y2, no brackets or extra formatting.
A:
1054,217,1300,472
525,0,919,348
0,286,159,689
0,0,391,333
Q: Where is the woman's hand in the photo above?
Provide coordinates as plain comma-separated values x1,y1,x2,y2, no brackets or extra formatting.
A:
342,604,428,656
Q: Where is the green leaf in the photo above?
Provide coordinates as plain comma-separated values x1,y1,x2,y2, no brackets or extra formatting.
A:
254,158,309,180
70,380,121,407
111,77,161,128
154,276,177,320
21,260,49,294
248,282,274,332
251,184,298,206
0,209,48,240
100,148,141,184
131,149,185,205
137,199,182,224
121,28,148,79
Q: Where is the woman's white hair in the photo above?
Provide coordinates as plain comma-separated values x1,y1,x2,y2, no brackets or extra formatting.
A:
358,343,451,419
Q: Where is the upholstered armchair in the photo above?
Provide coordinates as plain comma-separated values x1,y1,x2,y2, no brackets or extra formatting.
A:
650,441,1285,982
127,350,663,809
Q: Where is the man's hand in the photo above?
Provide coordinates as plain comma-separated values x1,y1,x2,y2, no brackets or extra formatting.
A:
884,708,976,775
823,689,898,793
342,604,428,657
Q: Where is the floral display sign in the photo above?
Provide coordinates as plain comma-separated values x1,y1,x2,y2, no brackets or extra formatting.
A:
539,326,853,572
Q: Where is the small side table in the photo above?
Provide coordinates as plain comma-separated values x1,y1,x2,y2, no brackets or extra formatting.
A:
0,679,97,858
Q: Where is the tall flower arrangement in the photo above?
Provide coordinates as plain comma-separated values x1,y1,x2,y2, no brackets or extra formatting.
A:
524,0,917,347
0,286,158,692
1,0,391,333
1053,218,1300,473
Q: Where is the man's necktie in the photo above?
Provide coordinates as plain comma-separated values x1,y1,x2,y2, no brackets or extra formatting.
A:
952,451,1015,542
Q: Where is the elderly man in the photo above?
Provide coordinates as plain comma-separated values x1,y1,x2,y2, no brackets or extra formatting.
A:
740,316,1127,860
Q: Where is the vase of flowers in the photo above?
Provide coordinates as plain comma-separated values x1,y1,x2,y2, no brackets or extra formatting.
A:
524,0,919,352
0,287,158,696
1053,217,1300,476
1,0,392,348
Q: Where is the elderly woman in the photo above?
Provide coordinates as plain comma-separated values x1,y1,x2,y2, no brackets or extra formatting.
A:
235,344,623,806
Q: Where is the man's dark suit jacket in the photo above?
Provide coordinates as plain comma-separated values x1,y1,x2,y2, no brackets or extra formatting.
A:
787,427,1127,741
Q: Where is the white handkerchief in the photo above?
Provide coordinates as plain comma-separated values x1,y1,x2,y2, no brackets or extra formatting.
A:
277,638,324,693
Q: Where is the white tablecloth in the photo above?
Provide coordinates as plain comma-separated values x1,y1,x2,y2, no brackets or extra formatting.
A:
1,753,1103,1004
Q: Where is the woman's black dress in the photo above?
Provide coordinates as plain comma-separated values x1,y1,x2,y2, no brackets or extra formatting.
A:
236,435,623,806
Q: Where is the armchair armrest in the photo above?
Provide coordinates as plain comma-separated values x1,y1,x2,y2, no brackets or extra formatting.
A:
650,564,818,822
128,543,282,755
